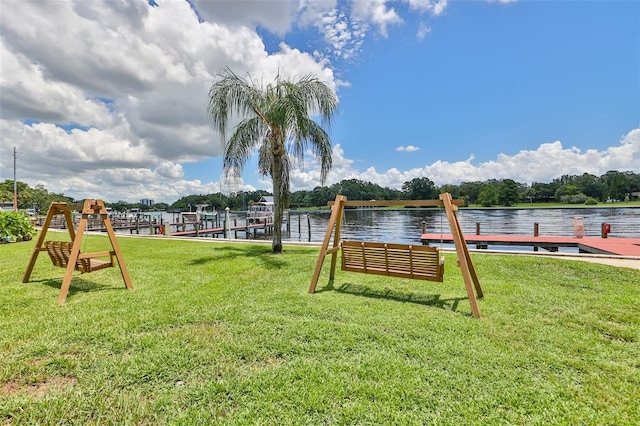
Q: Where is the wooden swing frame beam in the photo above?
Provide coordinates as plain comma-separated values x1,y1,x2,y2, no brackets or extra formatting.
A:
22,199,133,305
309,193,484,318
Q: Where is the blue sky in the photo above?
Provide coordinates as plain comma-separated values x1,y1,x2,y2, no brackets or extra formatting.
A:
1,0,638,203
323,1,639,169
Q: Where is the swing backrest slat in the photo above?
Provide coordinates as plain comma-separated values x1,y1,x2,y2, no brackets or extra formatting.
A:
341,241,444,282
44,241,115,273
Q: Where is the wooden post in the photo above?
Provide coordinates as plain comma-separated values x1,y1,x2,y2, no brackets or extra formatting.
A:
225,207,231,241
440,193,483,318
309,195,346,293
22,202,68,283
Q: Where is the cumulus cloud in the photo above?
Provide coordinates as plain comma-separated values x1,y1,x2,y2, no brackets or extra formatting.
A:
155,162,184,180
408,0,449,16
290,128,640,190
351,0,402,38
0,0,337,202
192,0,298,37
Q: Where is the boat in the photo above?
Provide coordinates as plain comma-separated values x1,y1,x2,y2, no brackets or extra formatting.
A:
247,196,275,225
126,208,142,220
182,204,217,224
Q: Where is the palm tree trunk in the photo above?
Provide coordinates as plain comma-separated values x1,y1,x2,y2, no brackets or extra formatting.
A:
271,154,284,253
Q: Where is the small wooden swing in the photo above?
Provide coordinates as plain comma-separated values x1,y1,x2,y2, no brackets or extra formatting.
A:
22,199,133,305
309,193,484,318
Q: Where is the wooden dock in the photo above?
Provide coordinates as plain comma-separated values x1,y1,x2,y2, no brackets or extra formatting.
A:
170,222,273,237
421,233,640,257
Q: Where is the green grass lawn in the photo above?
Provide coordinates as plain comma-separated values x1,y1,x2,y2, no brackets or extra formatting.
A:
1,235,639,425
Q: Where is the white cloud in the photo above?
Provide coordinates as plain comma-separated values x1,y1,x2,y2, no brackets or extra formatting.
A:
396,145,421,152
297,0,449,64
417,22,432,41
351,0,403,38
192,0,298,37
407,0,449,16
290,128,640,190
298,2,368,62
0,0,338,203
155,162,184,180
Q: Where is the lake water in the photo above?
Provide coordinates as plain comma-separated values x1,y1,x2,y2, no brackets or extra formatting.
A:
153,206,639,252
281,207,640,250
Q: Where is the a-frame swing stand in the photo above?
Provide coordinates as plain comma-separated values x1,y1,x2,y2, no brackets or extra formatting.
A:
309,193,484,318
23,199,133,305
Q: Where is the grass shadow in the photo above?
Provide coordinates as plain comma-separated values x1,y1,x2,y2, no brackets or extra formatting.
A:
28,276,117,298
187,245,310,269
317,280,469,316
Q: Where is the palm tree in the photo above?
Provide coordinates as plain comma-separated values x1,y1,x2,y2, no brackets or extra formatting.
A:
207,68,338,253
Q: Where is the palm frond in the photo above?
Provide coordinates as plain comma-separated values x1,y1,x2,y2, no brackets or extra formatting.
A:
223,117,266,174
286,74,338,128
207,67,266,137
302,120,333,184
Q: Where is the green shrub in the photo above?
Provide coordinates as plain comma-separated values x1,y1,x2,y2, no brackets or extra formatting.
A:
560,193,588,204
0,210,36,242
584,198,598,205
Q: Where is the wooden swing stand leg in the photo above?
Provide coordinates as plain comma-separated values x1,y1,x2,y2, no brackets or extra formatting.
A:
22,199,133,305
309,193,483,318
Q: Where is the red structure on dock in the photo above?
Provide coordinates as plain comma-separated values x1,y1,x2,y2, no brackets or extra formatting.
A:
421,233,640,257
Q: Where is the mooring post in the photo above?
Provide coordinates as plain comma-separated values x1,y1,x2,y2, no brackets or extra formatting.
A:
533,222,539,251
476,222,480,235
287,211,290,236
225,207,231,241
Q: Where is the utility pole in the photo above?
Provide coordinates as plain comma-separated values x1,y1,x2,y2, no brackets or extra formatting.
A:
13,147,18,211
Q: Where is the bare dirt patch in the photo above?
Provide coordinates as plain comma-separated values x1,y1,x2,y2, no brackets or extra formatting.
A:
1,376,77,398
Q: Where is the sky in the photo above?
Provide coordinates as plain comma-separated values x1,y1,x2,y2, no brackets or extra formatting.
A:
0,0,638,204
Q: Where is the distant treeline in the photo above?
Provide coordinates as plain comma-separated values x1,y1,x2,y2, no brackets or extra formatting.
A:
2,170,639,214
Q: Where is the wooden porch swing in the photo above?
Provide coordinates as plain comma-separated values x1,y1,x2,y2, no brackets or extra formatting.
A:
22,199,133,305
309,193,484,318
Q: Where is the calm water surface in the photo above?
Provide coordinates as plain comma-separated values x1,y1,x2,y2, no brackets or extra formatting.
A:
282,207,640,248
159,207,638,252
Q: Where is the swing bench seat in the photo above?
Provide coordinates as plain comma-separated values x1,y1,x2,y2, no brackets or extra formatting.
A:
44,241,115,274
341,241,444,282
